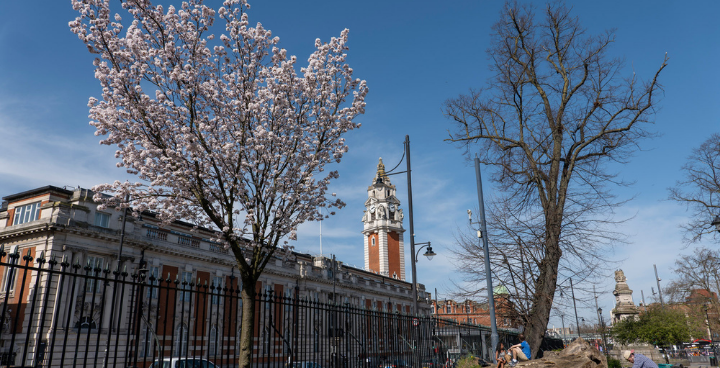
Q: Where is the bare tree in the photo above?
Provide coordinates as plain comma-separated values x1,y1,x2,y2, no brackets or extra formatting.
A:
666,248,720,334
669,133,720,243
451,196,621,332
443,2,667,356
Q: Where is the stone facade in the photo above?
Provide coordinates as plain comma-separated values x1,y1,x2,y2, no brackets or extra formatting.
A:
0,185,431,366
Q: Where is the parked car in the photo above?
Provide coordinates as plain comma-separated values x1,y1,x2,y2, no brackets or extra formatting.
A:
285,362,323,368
382,359,409,368
150,358,218,368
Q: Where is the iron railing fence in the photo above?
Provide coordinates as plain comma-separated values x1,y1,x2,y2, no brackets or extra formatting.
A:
0,249,559,368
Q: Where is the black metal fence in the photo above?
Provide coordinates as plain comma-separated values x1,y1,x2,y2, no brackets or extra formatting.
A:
0,249,560,368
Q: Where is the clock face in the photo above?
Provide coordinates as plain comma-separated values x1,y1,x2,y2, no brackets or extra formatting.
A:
389,204,396,211
369,205,376,213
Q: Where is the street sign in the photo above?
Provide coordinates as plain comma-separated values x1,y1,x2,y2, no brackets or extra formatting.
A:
412,318,420,327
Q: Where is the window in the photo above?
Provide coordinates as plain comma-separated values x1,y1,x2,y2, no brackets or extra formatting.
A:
175,323,188,356
139,322,154,357
74,316,97,330
211,276,222,305
209,324,218,356
371,237,376,246
146,266,159,299
94,212,110,228
180,271,192,301
85,256,104,293
263,284,272,310
13,202,41,225
2,246,19,293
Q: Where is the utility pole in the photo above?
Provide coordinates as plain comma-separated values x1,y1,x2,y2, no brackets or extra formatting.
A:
473,157,498,361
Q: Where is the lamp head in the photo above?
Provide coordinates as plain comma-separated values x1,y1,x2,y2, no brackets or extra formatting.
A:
467,209,472,221
423,243,437,261
712,215,720,234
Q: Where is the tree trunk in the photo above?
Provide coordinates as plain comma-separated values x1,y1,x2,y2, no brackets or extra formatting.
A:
239,278,257,368
525,218,562,358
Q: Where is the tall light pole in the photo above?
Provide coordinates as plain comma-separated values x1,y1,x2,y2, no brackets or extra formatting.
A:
471,156,499,362
641,290,647,311
403,135,421,316
403,135,436,315
570,278,581,338
597,307,608,356
654,264,664,306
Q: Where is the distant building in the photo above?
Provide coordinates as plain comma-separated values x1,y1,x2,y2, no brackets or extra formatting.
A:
432,286,521,329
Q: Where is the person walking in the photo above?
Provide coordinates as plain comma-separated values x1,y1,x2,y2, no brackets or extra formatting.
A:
623,350,659,368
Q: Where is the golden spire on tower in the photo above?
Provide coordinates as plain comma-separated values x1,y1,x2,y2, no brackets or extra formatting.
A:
374,157,391,185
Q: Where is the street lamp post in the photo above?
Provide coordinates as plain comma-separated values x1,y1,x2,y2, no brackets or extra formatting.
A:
597,307,608,356
654,264,664,306
570,278,581,338
471,157,499,362
403,135,438,315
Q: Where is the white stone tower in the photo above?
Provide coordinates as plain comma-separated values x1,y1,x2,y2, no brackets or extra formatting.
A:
611,269,640,323
362,158,406,280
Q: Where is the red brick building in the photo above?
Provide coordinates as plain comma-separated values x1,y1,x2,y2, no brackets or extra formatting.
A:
432,287,521,329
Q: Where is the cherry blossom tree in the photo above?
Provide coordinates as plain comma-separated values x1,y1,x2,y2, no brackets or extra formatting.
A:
69,1,367,366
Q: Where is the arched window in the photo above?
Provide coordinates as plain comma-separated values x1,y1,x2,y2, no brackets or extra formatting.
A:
209,324,218,356
175,323,188,356
139,322,154,357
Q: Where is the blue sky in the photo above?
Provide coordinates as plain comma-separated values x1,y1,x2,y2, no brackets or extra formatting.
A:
1,0,719,329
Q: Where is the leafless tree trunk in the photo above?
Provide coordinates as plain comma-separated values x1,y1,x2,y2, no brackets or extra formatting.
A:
669,133,720,243
443,2,667,357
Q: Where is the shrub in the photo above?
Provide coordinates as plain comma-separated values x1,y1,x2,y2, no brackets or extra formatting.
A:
455,355,481,368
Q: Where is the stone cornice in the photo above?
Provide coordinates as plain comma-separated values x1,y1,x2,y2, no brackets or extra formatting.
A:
0,221,55,240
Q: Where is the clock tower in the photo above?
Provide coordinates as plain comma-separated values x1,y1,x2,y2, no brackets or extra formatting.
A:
362,158,406,280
